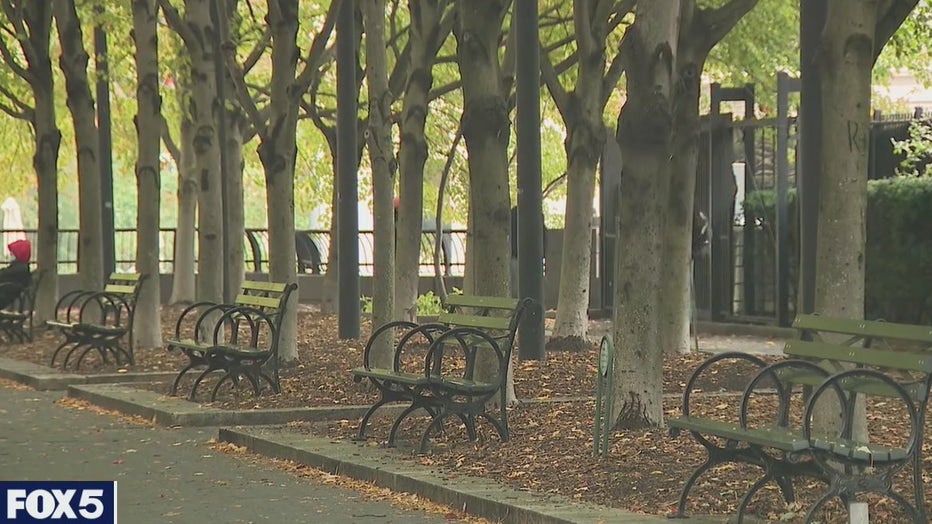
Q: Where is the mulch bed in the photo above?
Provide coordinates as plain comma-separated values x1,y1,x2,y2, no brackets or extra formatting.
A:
2,306,929,522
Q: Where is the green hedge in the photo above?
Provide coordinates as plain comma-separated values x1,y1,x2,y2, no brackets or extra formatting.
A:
744,176,932,324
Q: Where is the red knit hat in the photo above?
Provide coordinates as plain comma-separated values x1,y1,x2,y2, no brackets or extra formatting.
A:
8,239,30,262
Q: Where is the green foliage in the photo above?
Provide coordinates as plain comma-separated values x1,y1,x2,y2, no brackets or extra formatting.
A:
892,119,932,177
865,177,932,323
360,291,446,316
414,290,444,316
745,177,932,323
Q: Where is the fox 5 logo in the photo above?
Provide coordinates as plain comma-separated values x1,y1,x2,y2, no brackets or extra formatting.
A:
1,482,116,523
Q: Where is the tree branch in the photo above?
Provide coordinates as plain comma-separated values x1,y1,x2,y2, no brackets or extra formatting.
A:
700,0,760,48
160,113,181,168
295,0,340,92
157,0,197,48
540,41,569,119
242,27,271,73
875,0,919,61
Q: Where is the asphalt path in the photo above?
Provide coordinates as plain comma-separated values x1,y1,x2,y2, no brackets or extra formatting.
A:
0,385,463,524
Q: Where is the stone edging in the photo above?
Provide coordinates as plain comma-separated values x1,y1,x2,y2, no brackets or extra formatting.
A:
67,383,384,427
0,357,177,390
219,428,720,524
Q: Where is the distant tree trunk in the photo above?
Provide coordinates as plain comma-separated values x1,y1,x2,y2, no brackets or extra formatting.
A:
549,0,610,342
612,0,680,429
454,0,514,404
14,3,61,323
170,0,224,304
171,107,197,304
454,0,511,297
225,114,246,293
132,0,163,349
394,0,446,321
363,0,396,366
660,0,759,355
54,0,104,292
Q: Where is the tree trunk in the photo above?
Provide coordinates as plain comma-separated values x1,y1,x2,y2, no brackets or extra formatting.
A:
26,3,61,324
395,0,445,321
54,0,104,293
225,114,246,293
612,0,680,429
454,0,511,297
660,0,761,355
363,0,396,367
454,0,514,403
814,1,875,321
170,108,197,304
132,0,163,349
255,0,300,362
552,0,610,341
185,0,224,304
661,22,705,357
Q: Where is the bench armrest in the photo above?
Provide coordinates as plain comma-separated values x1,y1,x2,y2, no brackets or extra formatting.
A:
424,326,505,383
173,301,226,340
679,351,769,418
360,320,419,370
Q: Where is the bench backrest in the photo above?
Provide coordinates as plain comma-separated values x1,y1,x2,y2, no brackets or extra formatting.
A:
786,314,932,401
231,280,297,357
793,314,932,346
436,295,532,361
103,272,146,301
233,280,294,317
440,295,522,333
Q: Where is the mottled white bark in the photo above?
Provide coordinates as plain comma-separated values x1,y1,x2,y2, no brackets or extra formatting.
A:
131,0,163,349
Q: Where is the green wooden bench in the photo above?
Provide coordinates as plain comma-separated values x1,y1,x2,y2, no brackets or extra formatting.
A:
0,269,44,344
46,272,147,370
352,294,535,452
166,279,297,400
667,314,932,523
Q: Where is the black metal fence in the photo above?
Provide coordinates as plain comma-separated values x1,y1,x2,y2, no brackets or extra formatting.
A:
0,228,467,276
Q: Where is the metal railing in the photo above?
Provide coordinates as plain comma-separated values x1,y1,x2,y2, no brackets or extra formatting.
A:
0,228,467,276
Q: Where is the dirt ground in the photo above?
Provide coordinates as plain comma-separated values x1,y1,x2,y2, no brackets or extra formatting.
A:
3,306,930,523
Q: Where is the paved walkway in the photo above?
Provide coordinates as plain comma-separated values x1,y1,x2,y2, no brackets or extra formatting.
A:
0,386,466,524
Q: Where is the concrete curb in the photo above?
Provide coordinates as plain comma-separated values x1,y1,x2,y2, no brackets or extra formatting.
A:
0,357,177,390
67,383,390,427
219,428,722,524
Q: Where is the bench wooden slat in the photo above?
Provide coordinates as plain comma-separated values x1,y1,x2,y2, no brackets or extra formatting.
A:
436,312,511,331
234,294,282,309
445,295,519,310
793,314,932,344
103,284,138,295
667,416,809,451
108,273,142,283
810,437,908,462
241,280,288,293
784,340,932,373
352,367,429,386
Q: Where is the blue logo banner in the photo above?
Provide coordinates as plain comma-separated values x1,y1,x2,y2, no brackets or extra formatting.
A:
0,481,117,523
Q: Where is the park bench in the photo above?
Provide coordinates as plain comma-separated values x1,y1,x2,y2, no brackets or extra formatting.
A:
166,279,297,400
0,269,44,344
667,314,932,523
352,294,534,452
46,272,147,370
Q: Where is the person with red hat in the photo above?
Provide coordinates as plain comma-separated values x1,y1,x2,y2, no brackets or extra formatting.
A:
0,239,32,310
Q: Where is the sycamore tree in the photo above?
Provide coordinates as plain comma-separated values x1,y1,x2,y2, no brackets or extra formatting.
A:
540,1,630,344
131,0,162,349
0,2,60,323
815,1,918,320
221,0,338,361
611,0,758,428
53,0,104,293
